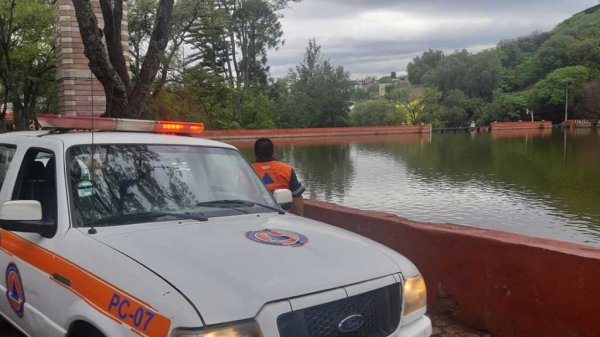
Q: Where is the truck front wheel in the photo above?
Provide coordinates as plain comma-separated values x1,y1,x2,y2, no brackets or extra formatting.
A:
68,321,105,337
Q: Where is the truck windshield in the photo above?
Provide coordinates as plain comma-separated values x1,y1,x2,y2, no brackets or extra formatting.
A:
67,144,279,227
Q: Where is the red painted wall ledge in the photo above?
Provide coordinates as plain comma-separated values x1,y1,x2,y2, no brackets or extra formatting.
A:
303,199,600,337
489,121,552,131
201,124,432,140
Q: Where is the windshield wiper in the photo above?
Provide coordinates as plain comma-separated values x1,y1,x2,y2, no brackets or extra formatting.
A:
84,211,208,227
197,200,285,215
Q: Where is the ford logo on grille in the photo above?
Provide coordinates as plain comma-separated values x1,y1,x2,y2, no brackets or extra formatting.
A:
338,314,365,333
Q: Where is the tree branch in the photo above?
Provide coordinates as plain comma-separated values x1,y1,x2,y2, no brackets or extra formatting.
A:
127,0,174,118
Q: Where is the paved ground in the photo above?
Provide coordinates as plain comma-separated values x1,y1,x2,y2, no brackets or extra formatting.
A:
431,314,492,337
1,314,490,336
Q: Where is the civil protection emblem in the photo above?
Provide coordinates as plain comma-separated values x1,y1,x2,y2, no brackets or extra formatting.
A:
246,229,308,247
5,263,25,318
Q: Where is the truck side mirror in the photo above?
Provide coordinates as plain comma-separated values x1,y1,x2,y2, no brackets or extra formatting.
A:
0,200,56,238
273,189,293,210
0,200,42,221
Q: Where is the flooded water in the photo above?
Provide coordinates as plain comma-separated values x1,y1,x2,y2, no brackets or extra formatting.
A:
230,128,600,247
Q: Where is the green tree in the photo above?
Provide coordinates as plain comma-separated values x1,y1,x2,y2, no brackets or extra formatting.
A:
514,30,551,53
0,0,55,131
350,100,401,126
509,56,543,90
419,49,503,98
536,35,577,74
419,87,443,127
406,49,443,85
571,38,600,71
497,39,524,68
350,87,370,101
464,50,504,98
180,65,233,129
422,49,472,93
146,87,202,123
483,90,531,123
284,39,352,127
185,0,233,81
233,0,282,87
236,87,275,128
531,65,592,120
388,86,423,125
202,0,300,88
439,89,469,128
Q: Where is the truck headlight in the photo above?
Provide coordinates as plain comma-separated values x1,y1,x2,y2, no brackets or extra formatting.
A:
403,274,427,316
174,321,262,337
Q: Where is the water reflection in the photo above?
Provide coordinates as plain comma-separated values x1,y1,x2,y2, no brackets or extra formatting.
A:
284,144,355,200
231,131,600,247
489,128,552,139
236,140,355,200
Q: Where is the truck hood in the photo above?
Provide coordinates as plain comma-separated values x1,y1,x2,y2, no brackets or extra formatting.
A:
94,213,415,325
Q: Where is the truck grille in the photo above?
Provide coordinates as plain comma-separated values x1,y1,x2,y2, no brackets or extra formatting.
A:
277,284,401,337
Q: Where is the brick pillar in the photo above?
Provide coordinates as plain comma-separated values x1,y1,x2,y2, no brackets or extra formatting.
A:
55,1,129,116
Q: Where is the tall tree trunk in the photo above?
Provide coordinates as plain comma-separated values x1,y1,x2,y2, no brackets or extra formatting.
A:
99,0,130,88
241,22,249,87
222,0,240,87
224,31,235,86
229,30,241,87
72,0,174,118
72,0,128,116
0,86,7,133
11,90,27,131
233,92,242,127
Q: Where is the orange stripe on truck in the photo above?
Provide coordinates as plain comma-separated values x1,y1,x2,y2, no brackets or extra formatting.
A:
0,230,171,337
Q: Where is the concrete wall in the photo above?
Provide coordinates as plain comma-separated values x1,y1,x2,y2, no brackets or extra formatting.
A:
55,0,128,115
226,133,432,148
303,200,600,337
562,120,599,128
490,121,552,131
202,124,432,140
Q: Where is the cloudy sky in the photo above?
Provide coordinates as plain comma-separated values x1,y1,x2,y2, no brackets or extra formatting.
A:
268,0,598,79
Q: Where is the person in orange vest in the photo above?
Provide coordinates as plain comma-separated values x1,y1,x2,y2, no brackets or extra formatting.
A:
251,138,305,216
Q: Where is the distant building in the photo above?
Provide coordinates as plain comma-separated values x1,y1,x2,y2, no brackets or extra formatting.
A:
355,73,409,98
378,84,387,98
378,74,409,85
354,76,378,91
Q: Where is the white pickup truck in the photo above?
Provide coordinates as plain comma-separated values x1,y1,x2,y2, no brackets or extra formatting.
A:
0,115,432,337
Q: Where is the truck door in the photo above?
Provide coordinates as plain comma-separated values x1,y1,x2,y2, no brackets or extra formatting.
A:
0,143,20,327
0,145,65,337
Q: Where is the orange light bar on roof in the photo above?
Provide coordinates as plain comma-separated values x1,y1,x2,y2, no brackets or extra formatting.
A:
37,114,204,135
154,121,205,134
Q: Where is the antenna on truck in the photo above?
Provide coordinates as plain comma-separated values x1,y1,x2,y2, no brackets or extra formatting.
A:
88,71,97,235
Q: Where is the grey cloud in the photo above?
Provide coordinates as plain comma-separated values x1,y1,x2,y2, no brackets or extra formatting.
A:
269,0,598,78
290,0,593,17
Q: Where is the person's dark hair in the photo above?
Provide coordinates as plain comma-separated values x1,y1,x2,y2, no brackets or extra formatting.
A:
254,138,274,160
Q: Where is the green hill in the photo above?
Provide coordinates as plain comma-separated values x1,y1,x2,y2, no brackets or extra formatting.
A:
406,5,600,125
